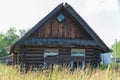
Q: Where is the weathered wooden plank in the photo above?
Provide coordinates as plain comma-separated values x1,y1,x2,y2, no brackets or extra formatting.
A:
25,57,43,61
85,56,95,59
45,56,84,63
85,59,95,62
25,53,43,56
28,9,92,39
26,48,44,51
86,53,94,56
25,57,44,59
25,64,43,67
26,61,43,64
59,49,71,55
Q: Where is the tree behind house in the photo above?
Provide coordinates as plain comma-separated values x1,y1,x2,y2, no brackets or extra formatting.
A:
112,40,120,58
0,28,19,57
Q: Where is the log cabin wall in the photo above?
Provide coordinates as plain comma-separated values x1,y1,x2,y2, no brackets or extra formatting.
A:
59,48,71,55
12,46,20,66
13,53,20,66
13,53,17,66
13,47,44,71
15,47,72,69
85,49,95,64
13,47,101,69
85,49,101,67
24,48,44,68
29,9,92,40
59,48,71,66
94,49,101,66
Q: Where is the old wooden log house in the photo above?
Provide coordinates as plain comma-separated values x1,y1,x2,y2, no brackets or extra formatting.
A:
10,3,111,71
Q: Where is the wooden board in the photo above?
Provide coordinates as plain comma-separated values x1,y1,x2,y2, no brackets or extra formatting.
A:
45,55,84,63
29,9,92,39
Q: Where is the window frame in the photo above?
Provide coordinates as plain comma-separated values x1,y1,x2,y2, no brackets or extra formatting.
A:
56,13,65,22
44,49,59,68
71,49,85,69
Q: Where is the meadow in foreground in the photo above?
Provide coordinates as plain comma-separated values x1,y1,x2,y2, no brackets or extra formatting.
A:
0,64,120,80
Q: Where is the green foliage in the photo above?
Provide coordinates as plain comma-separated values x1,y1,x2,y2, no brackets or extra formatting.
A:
0,27,28,57
100,62,120,70
0,28,19,57
5,28,19,45
0,33,8,56
111,40,120,58
100,64,108,70
109,62,120,70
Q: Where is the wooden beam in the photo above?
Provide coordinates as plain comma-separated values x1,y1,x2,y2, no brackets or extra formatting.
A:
44,56,84,63
20,46,26,72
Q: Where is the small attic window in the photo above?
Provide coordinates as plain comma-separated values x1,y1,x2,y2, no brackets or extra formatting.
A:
56,13,65,22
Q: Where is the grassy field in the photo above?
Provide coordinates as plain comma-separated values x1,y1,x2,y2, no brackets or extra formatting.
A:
0,64,120,80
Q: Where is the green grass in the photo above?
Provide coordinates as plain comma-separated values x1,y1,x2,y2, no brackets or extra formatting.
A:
0,64,120,80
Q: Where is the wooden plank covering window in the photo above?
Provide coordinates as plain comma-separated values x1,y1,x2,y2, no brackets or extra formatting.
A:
44,56,84,63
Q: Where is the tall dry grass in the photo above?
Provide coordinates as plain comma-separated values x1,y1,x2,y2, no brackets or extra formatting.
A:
0,64,120,80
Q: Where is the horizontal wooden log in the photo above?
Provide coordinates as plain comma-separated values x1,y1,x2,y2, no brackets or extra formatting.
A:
59,51,71,53
59,52,71,55
26,48,44,51
25,54,43,57
26,51,43,54
25,56,43,59
26,61,43,64
59,49,71,51
85,49,95,52
85,58,95,60
85,55,95,58
25,58,44,61
85,59,95,62
85,53,95,56
25,64,43,68
59,53,71,56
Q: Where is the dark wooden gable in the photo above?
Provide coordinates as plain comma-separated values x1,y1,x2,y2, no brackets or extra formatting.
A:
29,8,92,39
12,3,111,53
